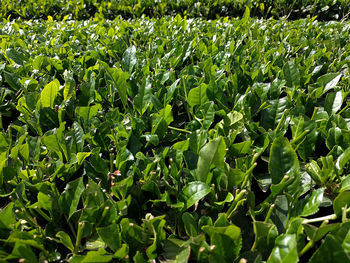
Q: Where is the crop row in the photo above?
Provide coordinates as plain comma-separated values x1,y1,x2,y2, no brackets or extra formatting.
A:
0,15,350,262
1,0,350,21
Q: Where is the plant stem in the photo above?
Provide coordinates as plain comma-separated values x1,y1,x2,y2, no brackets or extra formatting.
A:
168,126,192,134
264,204,275,223
74,222,85,254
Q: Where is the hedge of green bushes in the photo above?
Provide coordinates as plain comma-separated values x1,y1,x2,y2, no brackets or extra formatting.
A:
1,0,349,20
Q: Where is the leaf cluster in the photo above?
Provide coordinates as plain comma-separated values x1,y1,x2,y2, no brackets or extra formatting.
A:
0,14,350,262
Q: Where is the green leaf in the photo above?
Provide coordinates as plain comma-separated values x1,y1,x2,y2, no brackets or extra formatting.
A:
100,60,129,109
336,146,350,171
333,191,350,217
188,83,208,107
154,104,173,125
56,231,74,252
134,79,152,115
202,224,242,261
162,238,191,263
269,137,299,184
97,223,121,252
7,231,45,251
59,177,85,219
325,91,343,116
70,249,113,263
63,70,76,101
10,243,37,263
261,97,290,130
317,73,342,93
267,234,298,263
77,152,91,166
41,79,60,108
252,221,278,259
0,202,16,230
283,61,300,87
67,122,84,154
196,101,215,130
6,48,27,65
120,218,144,255
326,127,348,150
122,45,137,73
4,71,23,91
75,104,101,122
309,234,350,263
197,137,226,184
292,188,324,217
182,212,198,236
145,215,166,259
303,223,340,242
241,6,250,24
214,192,234,206
179,182,211,211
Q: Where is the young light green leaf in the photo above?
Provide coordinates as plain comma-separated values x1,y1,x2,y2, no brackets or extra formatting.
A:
122,45,137,73
197,137,226,184
41,79,60,108
188,83,208,107
241,6,250,24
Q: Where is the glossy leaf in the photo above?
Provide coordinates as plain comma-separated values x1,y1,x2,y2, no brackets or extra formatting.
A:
267,234,298,263
197,137,226,184
179,182,211,211
283,61,300,87
40,79,60,109
269,137,299,184
122,45,137,73
134,80,152,115
333,191,350,217
202,224,242,261
188,83,208,107
59,177,85,219
325,91,343,116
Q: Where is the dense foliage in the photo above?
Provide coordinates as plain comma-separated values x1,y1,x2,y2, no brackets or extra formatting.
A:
1,7,350,263
1,0,350,21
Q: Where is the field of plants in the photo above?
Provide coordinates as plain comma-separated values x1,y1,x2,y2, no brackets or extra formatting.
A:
1,1,350,262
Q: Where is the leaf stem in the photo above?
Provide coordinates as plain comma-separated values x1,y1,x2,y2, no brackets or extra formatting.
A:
168,126,192,134
264,204,275,223
74,222,85,254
